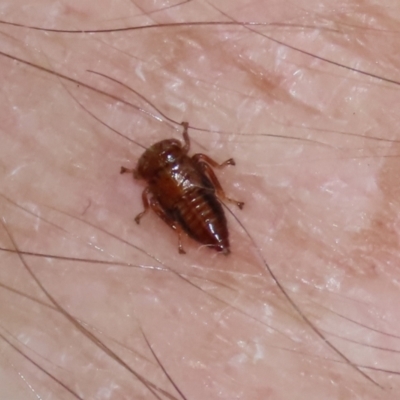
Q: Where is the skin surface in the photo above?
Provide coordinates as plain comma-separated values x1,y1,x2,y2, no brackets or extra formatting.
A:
1,0,400,399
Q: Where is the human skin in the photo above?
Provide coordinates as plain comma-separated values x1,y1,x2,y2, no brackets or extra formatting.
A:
1,0,400,399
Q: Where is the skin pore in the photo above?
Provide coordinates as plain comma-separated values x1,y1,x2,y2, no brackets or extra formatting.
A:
1,0,400,399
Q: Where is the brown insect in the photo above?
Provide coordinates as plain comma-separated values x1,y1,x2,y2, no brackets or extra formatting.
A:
121,122,244,254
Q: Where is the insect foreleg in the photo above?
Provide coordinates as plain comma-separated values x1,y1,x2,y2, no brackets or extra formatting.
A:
134,186,152,224
181,122,190,154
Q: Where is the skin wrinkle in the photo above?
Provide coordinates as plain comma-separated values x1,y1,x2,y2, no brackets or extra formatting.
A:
1,0,400,399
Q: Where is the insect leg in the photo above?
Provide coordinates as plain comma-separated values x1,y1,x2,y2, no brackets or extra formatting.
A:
120,166,133,174
181,122,190,153
194,159,244,210
121,166,141,179
192,153,236,169
134,187,152,224
148,199,187,254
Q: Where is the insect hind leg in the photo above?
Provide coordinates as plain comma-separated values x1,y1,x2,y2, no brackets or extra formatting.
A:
147,195,187,254
193,155,244,210
135,187,187,253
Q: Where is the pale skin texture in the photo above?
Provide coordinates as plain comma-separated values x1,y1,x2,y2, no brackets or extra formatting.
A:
1,0,400,399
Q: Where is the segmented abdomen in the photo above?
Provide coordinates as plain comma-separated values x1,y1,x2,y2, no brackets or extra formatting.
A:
173,187,229,252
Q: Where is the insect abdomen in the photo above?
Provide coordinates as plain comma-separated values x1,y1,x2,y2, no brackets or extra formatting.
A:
173,187,229,253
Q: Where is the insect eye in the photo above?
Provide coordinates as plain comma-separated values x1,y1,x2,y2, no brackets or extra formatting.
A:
167,153,176,163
